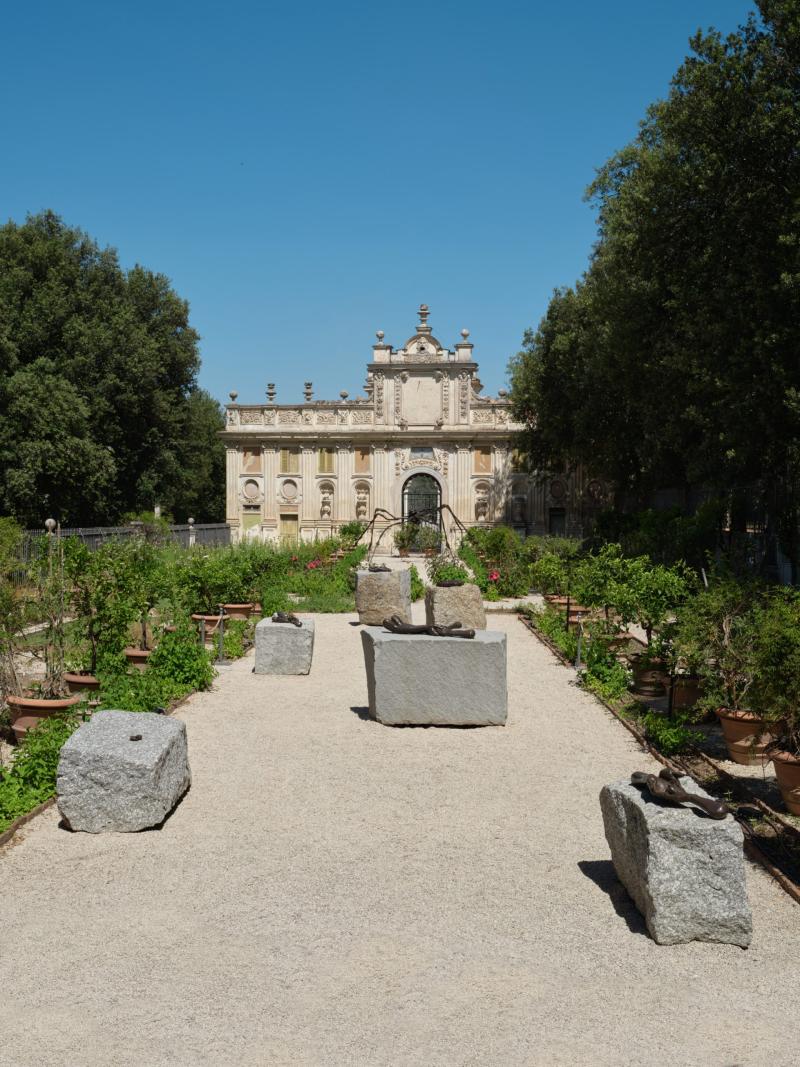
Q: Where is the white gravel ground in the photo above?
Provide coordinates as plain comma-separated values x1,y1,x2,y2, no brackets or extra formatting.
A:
0,606,798,1067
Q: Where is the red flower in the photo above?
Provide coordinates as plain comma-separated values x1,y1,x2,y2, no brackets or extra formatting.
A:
488,570,500,582
291,555,298,562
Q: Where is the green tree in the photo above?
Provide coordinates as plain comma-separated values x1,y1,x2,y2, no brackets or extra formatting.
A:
510,1,800,555
0,211,224,524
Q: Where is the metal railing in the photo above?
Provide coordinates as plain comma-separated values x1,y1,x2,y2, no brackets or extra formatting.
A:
13,523,230,584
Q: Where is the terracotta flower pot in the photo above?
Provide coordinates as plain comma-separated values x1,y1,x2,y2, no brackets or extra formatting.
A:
124,647,152,672
715,708,780,766
63,671,101,694
222,603,255,620
544,594,569,607
6,693,81,743
629,654,668,698
770,750,800,815
670,674,703,710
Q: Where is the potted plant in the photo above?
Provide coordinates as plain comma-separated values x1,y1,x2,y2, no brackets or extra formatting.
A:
2,523,79,740
415,525,441,557
120,537,166,670
750,591,800,811
62,539,136,692
394,524,417,558
623,558,690,698
674,577,774,765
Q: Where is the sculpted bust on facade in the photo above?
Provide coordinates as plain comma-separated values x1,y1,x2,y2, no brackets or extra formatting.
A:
221,306,591,548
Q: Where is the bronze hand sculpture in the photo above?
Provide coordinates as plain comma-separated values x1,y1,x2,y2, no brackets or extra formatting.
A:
631,768,730,820
381,615,475,639
272,611,303,627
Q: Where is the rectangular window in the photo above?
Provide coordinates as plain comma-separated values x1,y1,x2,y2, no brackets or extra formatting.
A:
280,448,299,474
241,448,262,474
474,447,492,474
318,448,335,474
548,508,566,536
410,446,434,460
354,447,371,474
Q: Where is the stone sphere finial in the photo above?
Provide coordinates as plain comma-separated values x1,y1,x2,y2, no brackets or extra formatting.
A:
44,518,57,533
376,330,384,341
498,388,508,398
461,328,470,339
228,391,238,403
339,390,349,400
187,517,195,526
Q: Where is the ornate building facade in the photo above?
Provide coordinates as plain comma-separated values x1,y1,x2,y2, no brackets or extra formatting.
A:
222,306,599,548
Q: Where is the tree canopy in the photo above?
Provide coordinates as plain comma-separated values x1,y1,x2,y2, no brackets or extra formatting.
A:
0,211,224,526
509,1,800,542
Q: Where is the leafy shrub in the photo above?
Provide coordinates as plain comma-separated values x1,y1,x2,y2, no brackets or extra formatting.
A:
409,565,425,602
222,619,251,659
529,553,570,595
340,521,366,544
148,627,215,690
426,554,470,584
641,710,703,755
0,713,81,833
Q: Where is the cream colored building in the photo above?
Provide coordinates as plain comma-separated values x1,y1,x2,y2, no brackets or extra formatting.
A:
223,306,601,549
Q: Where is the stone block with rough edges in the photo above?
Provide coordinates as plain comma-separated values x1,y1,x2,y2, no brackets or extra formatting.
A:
254,617,315,675
424,583,486,630
361,626,507,725
56,710,191,833
599,776,752,947
355,569,412,626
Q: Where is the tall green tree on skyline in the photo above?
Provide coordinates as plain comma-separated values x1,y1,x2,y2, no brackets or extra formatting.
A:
0,211,224,526
510,0,800,546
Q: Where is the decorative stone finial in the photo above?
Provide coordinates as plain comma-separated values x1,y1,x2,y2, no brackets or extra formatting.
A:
460,328,470,340
187,517,195,526
498,388,508,398
418,303,429,326
229,390,238,403
266,383,276,402
339,390,349,400
304,381,313,401
376,330,384,341
44,518,57,533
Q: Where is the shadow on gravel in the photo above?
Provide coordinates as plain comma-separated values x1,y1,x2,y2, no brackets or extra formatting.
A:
350,706,374,721
348,706,487,729
578,860,648,937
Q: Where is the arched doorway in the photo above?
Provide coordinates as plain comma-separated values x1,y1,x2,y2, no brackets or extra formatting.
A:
402,473,441,526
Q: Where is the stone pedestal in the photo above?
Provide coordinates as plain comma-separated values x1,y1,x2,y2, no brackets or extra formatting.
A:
355,569,411,626
425,583,486,630
600,776,752,947
255,617,315,675
56,711,191,833
360,627,507,725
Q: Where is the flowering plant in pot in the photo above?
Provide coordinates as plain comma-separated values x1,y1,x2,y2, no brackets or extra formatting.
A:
673,576,770,764
749,591,800,812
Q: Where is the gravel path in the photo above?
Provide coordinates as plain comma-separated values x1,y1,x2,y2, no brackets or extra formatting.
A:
1,608,798,1067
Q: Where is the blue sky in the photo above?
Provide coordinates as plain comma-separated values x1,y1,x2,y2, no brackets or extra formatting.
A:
2,0,756,406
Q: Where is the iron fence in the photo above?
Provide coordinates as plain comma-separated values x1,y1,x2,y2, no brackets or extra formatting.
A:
14,523,230,585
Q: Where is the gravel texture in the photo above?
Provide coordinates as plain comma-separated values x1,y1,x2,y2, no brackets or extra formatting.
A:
1,606,798,1067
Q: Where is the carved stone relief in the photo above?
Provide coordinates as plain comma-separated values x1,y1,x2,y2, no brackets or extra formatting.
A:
316,411,336,424
240,409,263,425
354,482,370,520
352,410,373,424
472,409,493,424
278,409,301,424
